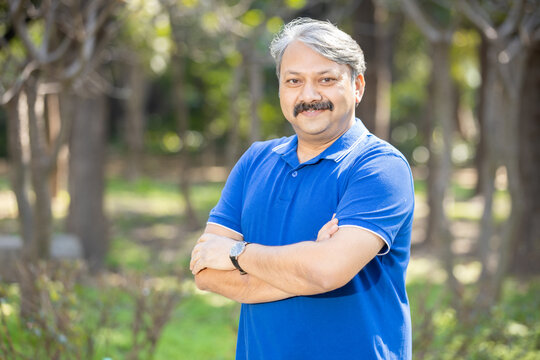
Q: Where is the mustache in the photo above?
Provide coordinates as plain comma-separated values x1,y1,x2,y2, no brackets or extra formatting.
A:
293,100,334,117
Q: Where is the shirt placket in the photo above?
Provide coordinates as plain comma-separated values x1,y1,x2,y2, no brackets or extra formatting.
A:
279,166,303,201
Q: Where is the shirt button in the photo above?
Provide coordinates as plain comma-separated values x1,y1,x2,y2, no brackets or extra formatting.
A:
292,171,298,177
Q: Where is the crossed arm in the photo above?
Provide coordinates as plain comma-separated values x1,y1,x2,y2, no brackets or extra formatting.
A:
192,223,294,304
190,219,384,303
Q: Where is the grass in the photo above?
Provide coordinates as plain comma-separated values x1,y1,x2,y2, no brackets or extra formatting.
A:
0,171,538,359
406,277,540,359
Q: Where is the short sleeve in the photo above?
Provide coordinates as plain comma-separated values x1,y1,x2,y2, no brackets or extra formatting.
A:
335,152,414,254
207,146,254,235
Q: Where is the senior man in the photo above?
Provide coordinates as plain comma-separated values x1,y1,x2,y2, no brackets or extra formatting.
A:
190,18,414,360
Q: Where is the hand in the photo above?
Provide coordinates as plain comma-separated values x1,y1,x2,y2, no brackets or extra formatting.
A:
316,216,339,242
190,233,238,275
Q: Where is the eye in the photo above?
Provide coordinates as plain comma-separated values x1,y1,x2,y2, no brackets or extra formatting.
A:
320,77,336,84
285,78,301,85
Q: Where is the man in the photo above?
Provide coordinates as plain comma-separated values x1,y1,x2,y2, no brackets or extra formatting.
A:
190,18,414,359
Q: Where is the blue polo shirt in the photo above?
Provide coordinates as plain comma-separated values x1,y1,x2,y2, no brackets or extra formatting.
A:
208,119,414,360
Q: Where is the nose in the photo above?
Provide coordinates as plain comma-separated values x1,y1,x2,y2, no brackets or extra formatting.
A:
299,81,322,103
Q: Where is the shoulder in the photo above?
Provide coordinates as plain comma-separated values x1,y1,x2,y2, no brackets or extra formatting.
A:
241,136,294,161
347,134,412,174
339,134,414,198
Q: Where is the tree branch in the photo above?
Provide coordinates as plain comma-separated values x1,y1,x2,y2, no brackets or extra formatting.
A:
45,37,73,63
520,8,540,45
498,0,525,38
10,1,43,62
44,93,71,174
0,61,39,105
90,0,120,37
40,0,58,59
457,0,498,40
401,0,444,42
228,0,253,18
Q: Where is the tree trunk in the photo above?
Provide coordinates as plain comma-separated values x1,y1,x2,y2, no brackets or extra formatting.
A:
353,0,377,133
26,77,52,260
124,57,147,180
476,45,503,293
165,3,200,229
171,49,199,228
66,93,108,273
226,64,244,170
6,93,34,250
511,42,540,275
428,40,459,296
6,92,41,318
247,48,262,143
372,1,391,140
474,35,488,196
424,40,455,243
46,93,69,198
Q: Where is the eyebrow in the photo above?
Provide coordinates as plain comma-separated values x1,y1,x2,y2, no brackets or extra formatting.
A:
282,69,339,77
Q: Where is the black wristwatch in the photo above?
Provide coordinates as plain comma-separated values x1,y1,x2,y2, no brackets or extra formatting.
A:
229,241,249,275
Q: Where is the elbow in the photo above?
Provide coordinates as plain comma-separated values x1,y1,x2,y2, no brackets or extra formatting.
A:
307,266,349,294
194,271,209,291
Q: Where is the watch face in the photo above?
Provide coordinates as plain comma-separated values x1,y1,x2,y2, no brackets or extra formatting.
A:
230,242,245,257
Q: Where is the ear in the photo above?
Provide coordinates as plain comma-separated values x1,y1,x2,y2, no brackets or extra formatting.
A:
354,74,365,104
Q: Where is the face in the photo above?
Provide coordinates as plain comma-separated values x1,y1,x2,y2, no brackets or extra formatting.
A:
278,40,364,145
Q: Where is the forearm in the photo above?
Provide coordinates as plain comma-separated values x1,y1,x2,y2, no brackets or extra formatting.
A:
195,268,294,304
238,241,332,296
238,228,384,296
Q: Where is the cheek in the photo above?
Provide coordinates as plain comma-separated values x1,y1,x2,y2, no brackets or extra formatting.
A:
279,93,294,112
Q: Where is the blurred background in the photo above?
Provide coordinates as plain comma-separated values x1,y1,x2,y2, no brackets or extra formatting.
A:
0,0,538,359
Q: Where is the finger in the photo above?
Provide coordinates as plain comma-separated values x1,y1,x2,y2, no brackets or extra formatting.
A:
197,234,209,244
190,254,198,271
190,246,199,260
192,262,206,275
318,218,335,235
328,223,339,235
318,217,338,237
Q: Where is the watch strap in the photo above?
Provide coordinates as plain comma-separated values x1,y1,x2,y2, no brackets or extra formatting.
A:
230,241,249,275
231,255,247,275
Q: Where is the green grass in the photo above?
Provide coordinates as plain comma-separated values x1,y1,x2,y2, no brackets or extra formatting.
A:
406,278,540,359
413,177,510,222
155,293,238,360
0,279,238,360
3,273,538,360
0,171,535,359
0,176,9,190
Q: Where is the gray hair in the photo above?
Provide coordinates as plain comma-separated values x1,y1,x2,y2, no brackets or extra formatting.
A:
269,18,366,80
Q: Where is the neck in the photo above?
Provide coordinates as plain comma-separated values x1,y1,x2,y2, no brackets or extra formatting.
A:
296,119,355,163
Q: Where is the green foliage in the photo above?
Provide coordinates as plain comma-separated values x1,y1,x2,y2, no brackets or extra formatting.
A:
241,9,265,27
0,170,536,359
451,30,481,109
407,278,540,359
390,20,430,162
285,0,307,10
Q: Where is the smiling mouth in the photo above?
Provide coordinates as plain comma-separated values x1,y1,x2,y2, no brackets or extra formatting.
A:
293,100,334,117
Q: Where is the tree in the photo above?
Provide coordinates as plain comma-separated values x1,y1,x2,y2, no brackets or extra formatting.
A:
1,0,121,315
65,90,109,273
1,0,120,260
353,0,392,140
401,0,460,298
512,42,540,275
458,0,540,304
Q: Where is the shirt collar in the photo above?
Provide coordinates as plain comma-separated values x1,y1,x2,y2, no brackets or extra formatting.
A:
319,118,369,162
272,118,369,167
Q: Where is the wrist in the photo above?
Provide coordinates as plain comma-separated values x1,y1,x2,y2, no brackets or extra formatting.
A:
229,241,250,274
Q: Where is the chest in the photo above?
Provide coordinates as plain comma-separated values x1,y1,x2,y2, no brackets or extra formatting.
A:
240,158,348,245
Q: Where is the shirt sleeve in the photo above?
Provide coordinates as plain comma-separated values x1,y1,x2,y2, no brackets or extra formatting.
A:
335,152,414,254
207,145,253,236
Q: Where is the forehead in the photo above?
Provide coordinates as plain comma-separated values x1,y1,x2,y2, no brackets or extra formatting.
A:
280,40,349,76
